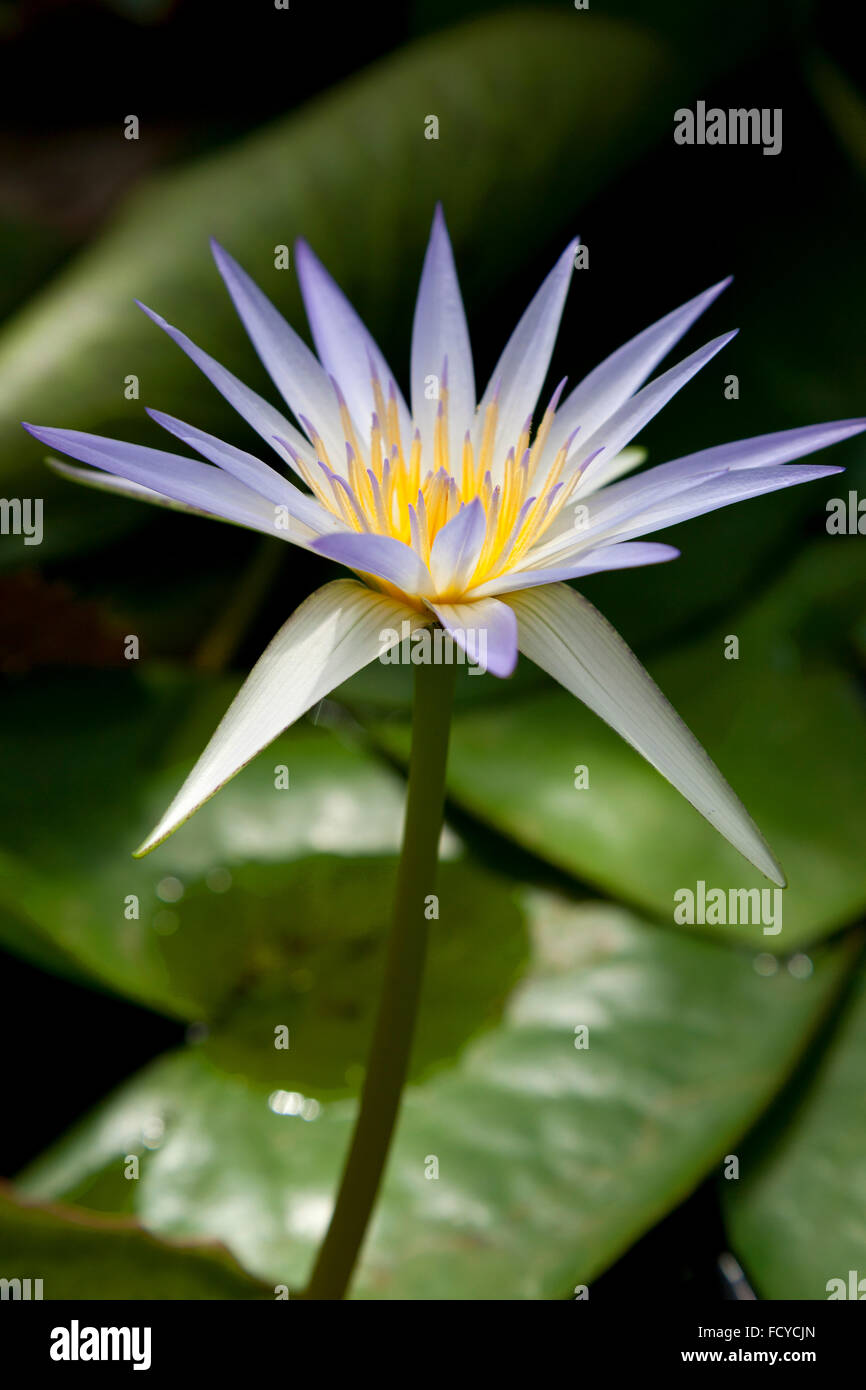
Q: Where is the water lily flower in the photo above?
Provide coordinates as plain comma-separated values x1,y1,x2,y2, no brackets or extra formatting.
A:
24,205,863,883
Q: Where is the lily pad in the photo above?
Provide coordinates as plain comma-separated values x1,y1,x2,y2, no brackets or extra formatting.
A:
723,949,866,1299
19,894,853,1299
0,667,413,1015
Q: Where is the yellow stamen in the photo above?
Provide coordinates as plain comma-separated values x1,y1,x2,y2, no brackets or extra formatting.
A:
306,371,587,599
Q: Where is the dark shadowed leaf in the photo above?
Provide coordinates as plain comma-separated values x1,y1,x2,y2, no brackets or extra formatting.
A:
0,1184,267,1300
723,948,866,1299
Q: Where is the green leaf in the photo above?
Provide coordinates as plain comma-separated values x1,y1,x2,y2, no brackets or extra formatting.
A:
0,1184,267,1300
19,894,852,1299
0,664,531,1074
367,541,866,951
0,8,683,564
0,667,413,1016
723,947,866,1299
0,217,74,325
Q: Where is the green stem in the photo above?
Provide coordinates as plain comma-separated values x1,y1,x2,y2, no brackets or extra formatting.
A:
303,656,458,1300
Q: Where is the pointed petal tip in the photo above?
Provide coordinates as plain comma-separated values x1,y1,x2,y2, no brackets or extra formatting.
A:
293,236,314,269
742,838,787,888
22,421,58,447
830,416,866,436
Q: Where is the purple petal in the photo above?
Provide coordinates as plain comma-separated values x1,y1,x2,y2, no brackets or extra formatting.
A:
603,418,866,499
313,530,431,595
472,542,679,597
603,462,845,543
427,596,518,678
547,278,731,457
23,424,283,536
570,332,738,483
295,238,411,443
209,241,348,469
429,497,487,592
136,301,311,476
411,204,475,465
473,236,579,474
146,410,336,535
526,465,719,566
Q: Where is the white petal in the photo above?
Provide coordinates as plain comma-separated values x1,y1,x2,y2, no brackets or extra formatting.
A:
135,580,429,855
505,583,785,884
576,445,646,497
411,204,475,466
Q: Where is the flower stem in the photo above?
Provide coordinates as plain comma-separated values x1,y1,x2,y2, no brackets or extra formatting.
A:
303,655,458,1300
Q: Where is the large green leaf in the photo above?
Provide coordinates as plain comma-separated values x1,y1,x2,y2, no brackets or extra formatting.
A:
19,894,853,1299
723,950,866,1299
0,8,684,564
0,1184,267,1300
0,664,530,1074
0,667,414,1015
367,541,866,951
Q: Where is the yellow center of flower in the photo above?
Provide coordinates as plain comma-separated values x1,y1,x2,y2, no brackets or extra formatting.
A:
288,370,584,597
